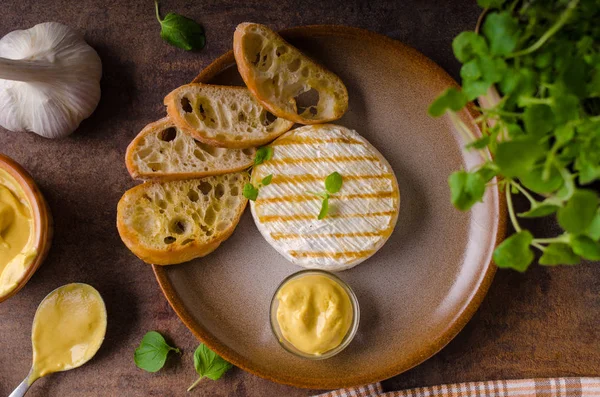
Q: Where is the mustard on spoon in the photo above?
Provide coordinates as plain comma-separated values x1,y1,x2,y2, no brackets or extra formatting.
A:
9,283,107,397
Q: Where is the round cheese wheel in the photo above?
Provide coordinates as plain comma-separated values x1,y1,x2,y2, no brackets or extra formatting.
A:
250,124,400,271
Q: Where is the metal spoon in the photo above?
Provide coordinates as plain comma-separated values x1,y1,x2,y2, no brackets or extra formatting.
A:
9,283,107,397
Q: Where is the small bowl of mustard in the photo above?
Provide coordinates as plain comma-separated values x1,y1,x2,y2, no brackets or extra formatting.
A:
270,269,360,360
0,154,52,303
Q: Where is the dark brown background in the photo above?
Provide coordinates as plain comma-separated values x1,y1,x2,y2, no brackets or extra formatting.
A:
0,0,598,396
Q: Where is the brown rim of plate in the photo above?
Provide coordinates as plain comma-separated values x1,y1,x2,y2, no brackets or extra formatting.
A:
153,25,507,389
0,153,53,303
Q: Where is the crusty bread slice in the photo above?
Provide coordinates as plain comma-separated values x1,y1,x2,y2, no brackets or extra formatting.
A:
126,117,255,181
117,172,249,265
233,23,349,124
164,83,293,148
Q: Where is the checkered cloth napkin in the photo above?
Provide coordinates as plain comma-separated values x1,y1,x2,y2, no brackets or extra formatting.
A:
313,378,600,397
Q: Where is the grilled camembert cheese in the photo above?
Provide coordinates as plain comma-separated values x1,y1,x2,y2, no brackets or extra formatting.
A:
250,124,400,271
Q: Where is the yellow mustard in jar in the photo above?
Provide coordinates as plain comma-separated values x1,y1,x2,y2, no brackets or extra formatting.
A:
276,274,353,355
0,169,36,298
29,283,107,383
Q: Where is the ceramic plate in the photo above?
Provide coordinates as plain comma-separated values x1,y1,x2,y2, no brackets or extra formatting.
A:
154,25,505,389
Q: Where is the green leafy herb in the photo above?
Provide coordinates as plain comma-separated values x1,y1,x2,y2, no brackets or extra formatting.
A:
430,0,600,269
325,172,343,193
243,174,273,201
448,170,486,211
254,146,274,166
261,174,273,186
243,183,259,201
187,344,233,391
134,331,180,373
307,172,344,219
539,243,580,266
570,235,600,261
492,230,534,272
154,1,205,51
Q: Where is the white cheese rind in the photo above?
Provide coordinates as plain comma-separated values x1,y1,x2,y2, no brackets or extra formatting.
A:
250,124,400,271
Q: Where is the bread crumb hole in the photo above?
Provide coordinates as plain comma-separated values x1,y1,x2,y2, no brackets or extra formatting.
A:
261,111,277,126
148,163,162,172
230,185,239,195
181,239,193,245
295,88,320,116
242,148,254,155
157,199,167,209
216,221,228,232
158,127,177,142
238,112,246,122
199,181,212,195
164,236,176,244
169,219,187,234
188,190,199,202
181,97,192,113
195,141,219,156
215,184,225,199
204,207,216,225
193,149,206,161
288,58,301,72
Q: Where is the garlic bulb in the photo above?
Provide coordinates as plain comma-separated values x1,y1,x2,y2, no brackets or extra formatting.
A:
0,22,102,139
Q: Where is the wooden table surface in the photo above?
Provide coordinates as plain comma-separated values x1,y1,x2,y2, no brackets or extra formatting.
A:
1,1,598,396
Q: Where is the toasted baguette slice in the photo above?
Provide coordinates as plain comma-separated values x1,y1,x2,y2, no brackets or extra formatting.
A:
126,117,255,181
233,23,349,124
164,83,293,148
117,172,249,265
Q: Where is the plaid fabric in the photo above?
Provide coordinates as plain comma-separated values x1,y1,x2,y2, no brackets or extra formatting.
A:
314,378,600,397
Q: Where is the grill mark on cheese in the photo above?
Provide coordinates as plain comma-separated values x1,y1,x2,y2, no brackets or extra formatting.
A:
272,137,364,146
256,191,397,204
258,211,396,223
289,250,374,259
266,155,379,167
266,174,394,185
271,231,388,240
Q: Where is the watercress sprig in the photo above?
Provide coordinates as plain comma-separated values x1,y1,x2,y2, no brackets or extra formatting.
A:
429,0,600,271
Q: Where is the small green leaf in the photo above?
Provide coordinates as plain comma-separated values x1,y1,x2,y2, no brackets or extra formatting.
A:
523,105,554,137
428,88,468,117
518,202,560,218
254,146,274,165
134,331,179,373
325,172,343,194
261,174,273,186
155,1,205,51
493,231,534,272
188,344,233,391
448,170,486,211
242,183,259,201
462,79,492,100
585,209,600,241
555,124,575,146
557,189,598,234
461,60,481,80
466,136,490,150
452,32,489,63
318,196,330,220
571,235,600,261
476,163,499,182
495,139,547,178
518,164,563,194
482,12,519,56
539,243,580,265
